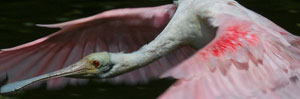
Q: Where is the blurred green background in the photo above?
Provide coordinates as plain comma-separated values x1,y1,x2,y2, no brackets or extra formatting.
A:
0,0,299,99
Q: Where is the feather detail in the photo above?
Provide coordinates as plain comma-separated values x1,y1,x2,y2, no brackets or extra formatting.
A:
160,14,300,98
0,4,195,89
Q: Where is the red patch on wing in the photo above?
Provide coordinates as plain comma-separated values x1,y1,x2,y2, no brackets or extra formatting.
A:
280,32,288,35
199,24,258,57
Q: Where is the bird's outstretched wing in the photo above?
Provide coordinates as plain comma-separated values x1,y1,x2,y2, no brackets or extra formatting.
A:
0,4,195,89
160,13,300,99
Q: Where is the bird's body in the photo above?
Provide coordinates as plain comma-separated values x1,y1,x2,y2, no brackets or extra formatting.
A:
1,0,300,98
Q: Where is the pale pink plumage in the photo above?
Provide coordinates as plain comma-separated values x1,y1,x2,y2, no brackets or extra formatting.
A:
0,4,195,88
1,1,300,99
160,7,300,99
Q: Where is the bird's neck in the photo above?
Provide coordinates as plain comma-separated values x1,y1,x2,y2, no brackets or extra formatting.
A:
108,30,184,77
106,9,203,77
103,0,222,78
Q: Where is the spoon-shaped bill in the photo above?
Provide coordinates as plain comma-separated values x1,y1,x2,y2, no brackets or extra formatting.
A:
0,63,88,94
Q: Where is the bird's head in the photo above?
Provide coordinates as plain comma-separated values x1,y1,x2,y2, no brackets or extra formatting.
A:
0,52,114,94
67,52,113,78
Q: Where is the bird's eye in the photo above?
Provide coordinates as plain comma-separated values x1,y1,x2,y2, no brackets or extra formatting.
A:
92,60,100,68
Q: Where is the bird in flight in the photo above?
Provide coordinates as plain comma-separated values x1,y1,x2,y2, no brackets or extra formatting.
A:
1,0,300,98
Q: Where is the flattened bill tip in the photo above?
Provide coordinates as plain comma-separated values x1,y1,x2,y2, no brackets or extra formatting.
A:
0,79,29,94
0,72,51,95
0,83,14,94
0,64,87,95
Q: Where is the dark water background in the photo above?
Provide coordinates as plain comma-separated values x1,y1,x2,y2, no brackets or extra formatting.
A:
0,0,299,99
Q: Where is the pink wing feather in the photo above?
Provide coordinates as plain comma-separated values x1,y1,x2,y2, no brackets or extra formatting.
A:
160,14,300,99
0,4,195,89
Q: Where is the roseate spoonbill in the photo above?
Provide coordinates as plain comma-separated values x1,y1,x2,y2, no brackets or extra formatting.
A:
1,0,300,98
